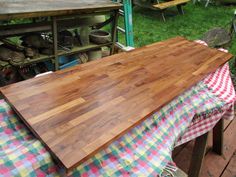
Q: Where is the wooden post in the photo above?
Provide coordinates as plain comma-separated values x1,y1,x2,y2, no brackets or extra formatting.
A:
213,119,224,155
177,5,184,15
161,10,166,22
52,16,59,71
110,10,119,55
189,132,209,177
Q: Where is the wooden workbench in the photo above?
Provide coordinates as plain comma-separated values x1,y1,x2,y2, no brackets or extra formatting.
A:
0,0,121,20
0,0,121,70
0,37,233,172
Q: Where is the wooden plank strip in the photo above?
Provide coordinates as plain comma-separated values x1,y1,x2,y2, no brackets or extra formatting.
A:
221,151,236,177
29,97,85,124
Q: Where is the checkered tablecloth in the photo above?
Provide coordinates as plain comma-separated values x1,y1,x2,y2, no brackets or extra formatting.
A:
0,48,235,176
175,62,235,146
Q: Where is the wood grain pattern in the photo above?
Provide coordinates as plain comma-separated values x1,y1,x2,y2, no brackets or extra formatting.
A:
0,37,233,172
0,0,121,20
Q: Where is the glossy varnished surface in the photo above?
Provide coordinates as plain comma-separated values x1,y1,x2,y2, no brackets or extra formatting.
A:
0,0,121,20
0,37,233,171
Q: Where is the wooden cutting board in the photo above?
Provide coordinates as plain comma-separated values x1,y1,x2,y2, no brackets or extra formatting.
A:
0,37,233,172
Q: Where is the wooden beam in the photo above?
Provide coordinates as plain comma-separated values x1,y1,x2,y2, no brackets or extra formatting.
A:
213,119,224,155
189,133,209,177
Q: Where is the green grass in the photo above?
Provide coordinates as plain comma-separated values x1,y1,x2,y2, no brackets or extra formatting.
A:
119,2,236,74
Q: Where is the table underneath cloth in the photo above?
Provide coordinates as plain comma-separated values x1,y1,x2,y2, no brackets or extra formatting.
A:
0,62,235,177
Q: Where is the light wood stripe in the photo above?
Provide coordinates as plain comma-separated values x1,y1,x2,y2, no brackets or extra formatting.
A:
29,97,85,124
69,96,125,127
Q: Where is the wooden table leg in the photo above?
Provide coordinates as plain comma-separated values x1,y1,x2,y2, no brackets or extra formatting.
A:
160,10,166,22
177,5,184,15
110,10,119,55
52,16,59,71
213,119,224,155
188,132,209,177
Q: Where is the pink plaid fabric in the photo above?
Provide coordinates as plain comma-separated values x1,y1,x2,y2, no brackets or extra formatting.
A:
203,62,235,104
175,43,235,146
175,104,233,147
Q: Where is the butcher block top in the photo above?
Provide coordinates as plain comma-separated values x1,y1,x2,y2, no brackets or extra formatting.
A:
0,0,121,20
0,37,233,171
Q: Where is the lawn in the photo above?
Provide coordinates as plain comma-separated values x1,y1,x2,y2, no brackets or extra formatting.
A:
119,2,236,74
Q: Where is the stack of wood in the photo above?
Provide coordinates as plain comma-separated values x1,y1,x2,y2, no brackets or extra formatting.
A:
0,31,80,64
0,40,25,64
0,34,52,64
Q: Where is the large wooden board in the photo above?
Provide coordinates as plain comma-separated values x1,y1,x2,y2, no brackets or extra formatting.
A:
0,37,233,171
0,0,121,20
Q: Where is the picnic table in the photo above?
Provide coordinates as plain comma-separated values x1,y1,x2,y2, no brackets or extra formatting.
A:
0,37,235,176
133,0,190,21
